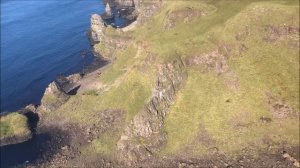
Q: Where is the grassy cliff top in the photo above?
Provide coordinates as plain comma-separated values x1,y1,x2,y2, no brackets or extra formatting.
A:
42,0,299,163
0,113,30,139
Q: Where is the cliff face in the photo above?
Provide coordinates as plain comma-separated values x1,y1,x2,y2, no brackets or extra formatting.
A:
39,81,69,113
89,0,163,58
135,0,163,24
89,14,131,58
117,60,186,164
90,14,106,44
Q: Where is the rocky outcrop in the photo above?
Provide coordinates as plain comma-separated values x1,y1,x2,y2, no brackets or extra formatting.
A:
106,0,136,8
186,50,229,75
106,0,163,24
135,0,163,24
89,13,131,58
89,0,165,57
164,5,217,30
38,81,69,113
117,59,186,165
102,3,114,20
56,73,82,94
89,14,106,45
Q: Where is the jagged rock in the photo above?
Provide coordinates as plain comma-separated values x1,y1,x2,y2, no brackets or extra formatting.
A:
106,0,136,9
117,60,186,164
56,73,82,94
66,73,82,83
136,0,163,24
24,104,37,113
102,3,114,20
115,0,135,7
39,81,69,112
89,14,106,44
105,3,112,16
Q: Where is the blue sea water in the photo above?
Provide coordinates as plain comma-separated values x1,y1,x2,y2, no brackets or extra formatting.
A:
1,0,107,112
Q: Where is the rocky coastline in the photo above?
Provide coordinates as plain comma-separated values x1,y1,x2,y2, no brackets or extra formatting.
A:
0,1,144,166
1,0,299,168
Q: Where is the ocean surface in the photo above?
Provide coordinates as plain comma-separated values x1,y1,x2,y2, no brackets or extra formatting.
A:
1,0,111,112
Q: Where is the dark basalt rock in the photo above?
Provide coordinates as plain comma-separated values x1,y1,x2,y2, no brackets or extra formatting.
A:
56,73,82,94
117,59,187,165
38,81,69,113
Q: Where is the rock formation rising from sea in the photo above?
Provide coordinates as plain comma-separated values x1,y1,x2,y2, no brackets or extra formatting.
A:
1,0,299,167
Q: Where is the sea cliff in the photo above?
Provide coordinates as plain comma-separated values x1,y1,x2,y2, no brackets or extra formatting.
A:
1,0,299,167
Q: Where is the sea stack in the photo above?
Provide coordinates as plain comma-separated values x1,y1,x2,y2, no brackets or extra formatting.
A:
105,3,112,16
102,3,113,20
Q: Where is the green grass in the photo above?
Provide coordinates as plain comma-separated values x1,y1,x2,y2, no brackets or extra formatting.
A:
99,44,138,84
162,68,299,156
45,0,299,159
159,1,299,156
55,68,153,124
0,113,30,139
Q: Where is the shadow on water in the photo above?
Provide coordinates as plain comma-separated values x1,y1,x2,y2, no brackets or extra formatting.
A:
0,126,71,167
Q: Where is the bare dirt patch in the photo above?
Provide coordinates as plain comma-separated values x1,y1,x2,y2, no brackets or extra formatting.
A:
186,50,229,75
165,7,203,29
263,24,300,48
224,71,240,92
266,92,296,119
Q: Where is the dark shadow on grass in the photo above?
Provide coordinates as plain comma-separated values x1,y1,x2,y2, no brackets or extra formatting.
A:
0,126,71,167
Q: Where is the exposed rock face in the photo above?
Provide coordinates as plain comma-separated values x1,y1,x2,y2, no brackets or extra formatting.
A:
107,0,163,24
105,3,113,16
116,0,135,7
186,50,229,75
89,14,106,44
106,0,135,8
89,13,131,58
165,8,204,29
135,0,163,24
102,3,114,20
39,81,69,113
117,60,186,164
56,73,82,94
89,0,165,57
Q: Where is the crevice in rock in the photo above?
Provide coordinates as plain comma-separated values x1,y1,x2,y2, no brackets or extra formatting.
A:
117,59,187,165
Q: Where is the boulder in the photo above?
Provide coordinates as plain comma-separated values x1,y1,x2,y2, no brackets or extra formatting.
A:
39,81,69,112
117,60,187,164
89,14,106,44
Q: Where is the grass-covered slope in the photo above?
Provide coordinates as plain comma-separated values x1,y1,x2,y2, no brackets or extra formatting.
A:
0,113,31,146
159,1,300,156
44,0,299,162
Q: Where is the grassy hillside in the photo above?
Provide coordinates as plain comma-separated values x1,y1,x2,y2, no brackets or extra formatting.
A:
0,113,30,139
44,0,299,161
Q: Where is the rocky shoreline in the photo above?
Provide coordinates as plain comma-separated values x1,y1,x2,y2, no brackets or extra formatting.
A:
1,1,137,166
1,0,300,168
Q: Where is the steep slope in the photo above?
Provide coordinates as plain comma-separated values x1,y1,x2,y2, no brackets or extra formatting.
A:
35,0,299,167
